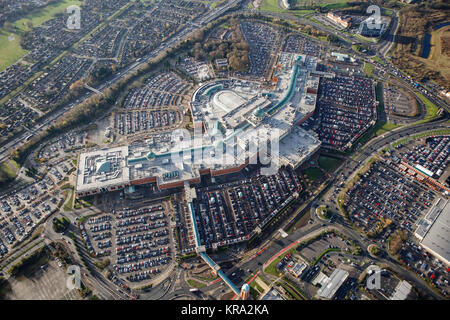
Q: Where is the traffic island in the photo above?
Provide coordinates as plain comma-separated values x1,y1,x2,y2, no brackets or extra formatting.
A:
367,244,382,258
316,205,331,221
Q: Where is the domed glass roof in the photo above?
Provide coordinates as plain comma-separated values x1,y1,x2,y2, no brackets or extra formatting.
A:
241,283,250,292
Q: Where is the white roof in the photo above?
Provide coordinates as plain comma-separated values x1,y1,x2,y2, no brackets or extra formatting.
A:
317,269,349,299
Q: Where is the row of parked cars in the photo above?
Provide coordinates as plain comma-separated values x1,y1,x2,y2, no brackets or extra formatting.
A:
345,159,432,234
122,72,188,109
0,239,8,257
193,168,303,248
240,21,280,78
315,75,376,151
403,136,449,178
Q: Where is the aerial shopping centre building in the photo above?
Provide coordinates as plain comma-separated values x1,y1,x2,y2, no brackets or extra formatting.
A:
75,53,323,197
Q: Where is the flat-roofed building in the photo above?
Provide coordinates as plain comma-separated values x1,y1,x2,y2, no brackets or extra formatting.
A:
390,281,413,300
290,261,310,278
418,199,450,266
316,268,349,300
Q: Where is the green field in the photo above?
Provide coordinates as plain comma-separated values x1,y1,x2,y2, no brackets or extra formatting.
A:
318,155,342,173
371,56,385,66
0,31,29,71
294,0,348,9
259,0,285,12
0,159,20,180
260,0,348,13
63,188,75,212
12,0,82,32
375,122,400,135
353,33,378,43
304,167,323,182
363,62,374,77
186,279,207,288
0,0,82,71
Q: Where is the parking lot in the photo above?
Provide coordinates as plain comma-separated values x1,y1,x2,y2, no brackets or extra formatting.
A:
391,135,449,180
4,260,82,300
314,75,376,151
173,195,196,254
80,202,174,285
177,57,213,81
122,72,189,110
273,231,361,299
384,83,417,118
113,110,182,136
38,130,87,164
0,179,63,256
240,21,280,78
396,240,450,298
298,233,352,264
343,159,435,235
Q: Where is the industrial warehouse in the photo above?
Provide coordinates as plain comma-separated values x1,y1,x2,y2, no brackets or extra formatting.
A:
75,53,322,197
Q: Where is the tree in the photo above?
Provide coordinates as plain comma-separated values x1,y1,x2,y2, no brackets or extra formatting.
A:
3,22,14,32
25,20,33,30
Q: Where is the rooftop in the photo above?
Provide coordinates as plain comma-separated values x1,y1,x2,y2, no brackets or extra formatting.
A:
76,53,322,194
420,199,450,265
316,268,349,299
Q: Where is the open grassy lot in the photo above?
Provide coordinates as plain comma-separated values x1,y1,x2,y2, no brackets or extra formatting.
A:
0,0,81,71
12,0,82,32
296,0,348,10
63,188,75,212
375,122,400,135
304,167,323,182
371,55,385,65
390,5,450,89
318,155,342,173
363,62,374,77
0,159,20,191
0,159,20,180
186,279,207,288
260,0,348,13
0,31,29,71
422,25,450,88
413,92,440,124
